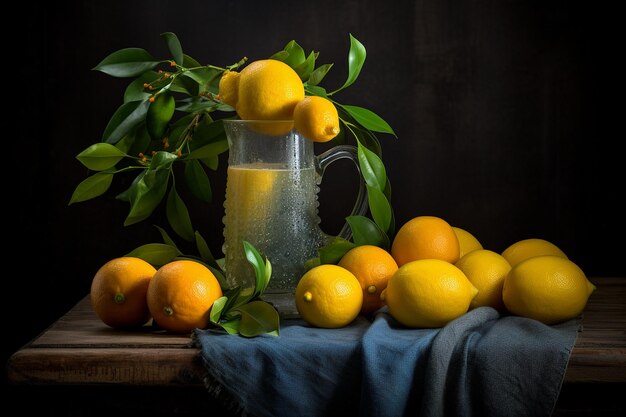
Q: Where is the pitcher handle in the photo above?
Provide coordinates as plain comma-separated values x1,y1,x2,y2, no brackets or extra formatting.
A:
315,145,368,241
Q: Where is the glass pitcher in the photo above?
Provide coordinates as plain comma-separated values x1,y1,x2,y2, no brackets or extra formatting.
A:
222,120,368,294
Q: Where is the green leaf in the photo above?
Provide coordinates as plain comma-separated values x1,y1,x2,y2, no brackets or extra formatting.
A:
184,160,212,203
342,105,396,136
346,215,390,248
124,167,170,226
367,185,392,233
294,51,316,81
187,138,229,160
68,172,114,205
282,40,306,68
333,34,366,94
147,92,175,140
220,317,242,334
116,169,145,202
269,50,289,62
183,67,220,86
307,63,333,86
124,71,160,103
160,32,183,66
210,296,228,324
190,119,225,150
319,237,356,264
76,143,126,171
182,54,201,68
201,156,219,171
154,225,179,249
176,97,223,113
221,286,242,313
102,99,150,144
166,186,195,241
150,150,179,169
305,85,328,98
169,74,199,96
93,48,160,78
243,241,269,298
195,231,219,269
357,140,386,191
237,301,280,337
126,243,181,266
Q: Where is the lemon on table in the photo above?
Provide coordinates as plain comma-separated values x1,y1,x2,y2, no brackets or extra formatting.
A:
90,257,156,328
503,255,595,324
391,216,460,266
501,238,567,267
147,260,223,333
338,245,398,314
456,249,511,311
295,264,363,328
293,96,340,142
452,226,483,259
381,259,478,328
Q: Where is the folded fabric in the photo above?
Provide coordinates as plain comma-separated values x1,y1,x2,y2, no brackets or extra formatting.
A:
193,307,580,417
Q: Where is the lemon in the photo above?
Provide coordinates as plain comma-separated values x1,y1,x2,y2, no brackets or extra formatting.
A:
381,259,478,328
503,255,595,324
218,70,240,108
293,96,340,142
234,59,304,121
501,238,567,267
452,226,483,259
295,264,363,328
456,249,511,311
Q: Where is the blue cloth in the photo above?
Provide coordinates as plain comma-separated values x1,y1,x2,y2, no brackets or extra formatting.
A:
193,307,580,417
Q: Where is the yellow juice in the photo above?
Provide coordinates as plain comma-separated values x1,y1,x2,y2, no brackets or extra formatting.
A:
222,163,328,291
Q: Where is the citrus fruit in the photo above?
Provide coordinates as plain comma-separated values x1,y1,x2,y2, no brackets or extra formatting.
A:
452,226,483,259
503,255,595,324
381,259,478,328
338,245,398,314
90,257,156,328
221,59,304,121
295,264,363,328
217,70,240,108
147,260,223,333
391,216,460,266
293,96,340,142
455,249,511,311
501,238,567,267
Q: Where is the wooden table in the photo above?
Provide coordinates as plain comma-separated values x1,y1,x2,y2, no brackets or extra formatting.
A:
6,277,626,415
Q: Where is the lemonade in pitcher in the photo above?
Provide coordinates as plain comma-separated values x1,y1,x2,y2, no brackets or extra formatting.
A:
223,163,328,291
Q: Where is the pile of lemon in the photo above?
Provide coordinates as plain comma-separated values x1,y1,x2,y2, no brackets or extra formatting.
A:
296,215,595,329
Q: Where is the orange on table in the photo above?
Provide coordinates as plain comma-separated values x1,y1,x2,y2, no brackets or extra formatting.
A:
147,260,223,333
391,215,460,266
338,245,398,314
90,257,156,328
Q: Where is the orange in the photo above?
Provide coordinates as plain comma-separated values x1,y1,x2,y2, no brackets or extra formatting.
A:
293,96,340,142
501,238,568,267
90,257,156,328
338,245,398,314
147,260,223,333
391,216,460,266
295,264,363,328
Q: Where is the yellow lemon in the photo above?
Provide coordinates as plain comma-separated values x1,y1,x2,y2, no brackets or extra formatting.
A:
501,238,567,267
338,245,398,314
452,226,483,259
455,249,511,311
381,259,478,328
235,59,304,121
502,255,595,324
295,264,363,328
217,70,240,108
293,96,340,142
391,216,460,266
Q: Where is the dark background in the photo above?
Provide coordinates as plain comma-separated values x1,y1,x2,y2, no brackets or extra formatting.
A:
5,0,622,390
